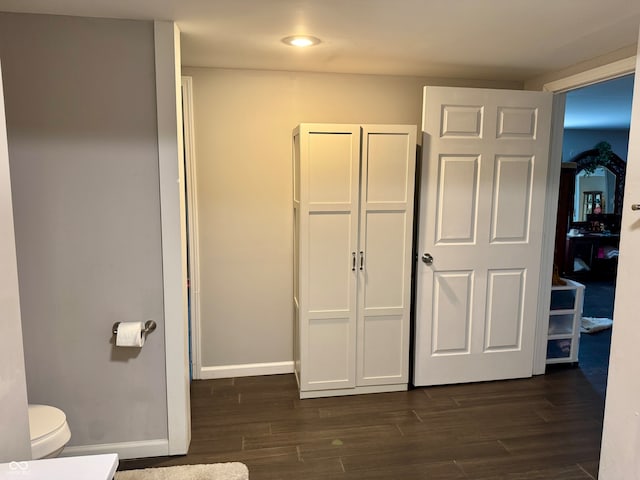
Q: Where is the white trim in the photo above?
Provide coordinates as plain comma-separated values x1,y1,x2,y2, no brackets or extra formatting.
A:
61,439,169,460
543,56,636,93
154,20,191,456
0,59,32,462
181,75,202,380
200,361,295,379
536,56,637,375
533,93,566,375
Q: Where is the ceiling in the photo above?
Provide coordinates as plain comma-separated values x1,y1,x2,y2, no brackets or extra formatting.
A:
0,0,637,130
0,0,639,82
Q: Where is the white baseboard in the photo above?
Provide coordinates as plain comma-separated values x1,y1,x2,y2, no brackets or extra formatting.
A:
60,439,169,460
200,361,294,379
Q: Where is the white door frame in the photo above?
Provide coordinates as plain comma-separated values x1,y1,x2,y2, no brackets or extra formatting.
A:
532,55,637,375
0,59,32,462
155,21,191,455
181,75,202,380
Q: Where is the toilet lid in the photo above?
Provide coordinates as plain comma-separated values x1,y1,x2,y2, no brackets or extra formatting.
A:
29,404,67,441
28,404,71,459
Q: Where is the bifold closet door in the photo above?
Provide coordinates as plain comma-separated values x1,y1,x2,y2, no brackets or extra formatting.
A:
298,125,360,392
357,126,416,386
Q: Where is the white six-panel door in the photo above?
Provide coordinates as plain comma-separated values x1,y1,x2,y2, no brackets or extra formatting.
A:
414,87,553,386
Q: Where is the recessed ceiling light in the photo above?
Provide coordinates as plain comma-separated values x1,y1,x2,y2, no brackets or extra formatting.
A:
281,35,321,47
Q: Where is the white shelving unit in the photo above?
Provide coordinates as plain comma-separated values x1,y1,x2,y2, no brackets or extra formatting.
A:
547,278,585,364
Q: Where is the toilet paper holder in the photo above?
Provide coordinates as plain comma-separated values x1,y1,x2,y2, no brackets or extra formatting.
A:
112,320,157,336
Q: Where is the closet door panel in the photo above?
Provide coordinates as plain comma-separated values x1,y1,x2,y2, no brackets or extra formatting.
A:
308,132,357,205
308,213,353,311
304,211,356,387
365,133,411,202
358,211,407,382
362,315,404,379
298,125,360,392
362,211,407,308
307,318,352,386
357,126,416,386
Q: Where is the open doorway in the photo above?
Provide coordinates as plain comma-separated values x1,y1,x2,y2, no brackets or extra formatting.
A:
552,74,634,396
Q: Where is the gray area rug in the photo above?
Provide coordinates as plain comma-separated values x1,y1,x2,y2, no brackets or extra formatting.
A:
115,463,248,480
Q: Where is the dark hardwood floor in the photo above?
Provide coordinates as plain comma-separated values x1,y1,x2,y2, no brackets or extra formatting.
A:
119,369,604,479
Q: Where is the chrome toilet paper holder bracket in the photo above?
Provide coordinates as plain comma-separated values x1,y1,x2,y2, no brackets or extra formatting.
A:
112,320,157,336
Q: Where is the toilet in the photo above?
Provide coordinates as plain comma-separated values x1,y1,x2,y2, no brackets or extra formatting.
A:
28,404,71,459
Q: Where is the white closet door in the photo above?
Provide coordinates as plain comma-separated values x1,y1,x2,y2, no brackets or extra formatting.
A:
298,124,360,392
357,125,416,386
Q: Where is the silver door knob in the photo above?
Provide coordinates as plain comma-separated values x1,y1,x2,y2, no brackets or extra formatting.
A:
422,253,434,265
632,204,640,211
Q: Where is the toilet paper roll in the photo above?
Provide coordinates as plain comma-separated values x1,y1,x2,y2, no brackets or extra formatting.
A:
116,321,145,347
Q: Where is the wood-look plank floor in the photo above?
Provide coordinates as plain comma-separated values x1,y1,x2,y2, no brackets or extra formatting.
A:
119,367,603,479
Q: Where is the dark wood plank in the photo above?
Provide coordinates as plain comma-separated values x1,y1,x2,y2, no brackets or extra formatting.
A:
119,367,605,479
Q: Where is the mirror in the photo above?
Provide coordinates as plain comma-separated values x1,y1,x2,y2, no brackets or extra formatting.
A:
574,167,616,221
570,148,626,223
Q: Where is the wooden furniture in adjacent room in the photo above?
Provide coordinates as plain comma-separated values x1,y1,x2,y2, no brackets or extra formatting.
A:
565,232,620,276
554,162,576,276
555,148,626,276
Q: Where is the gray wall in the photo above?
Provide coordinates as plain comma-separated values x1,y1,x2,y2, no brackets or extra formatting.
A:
183,67,521,370
0,13,168,447
0,59,31,462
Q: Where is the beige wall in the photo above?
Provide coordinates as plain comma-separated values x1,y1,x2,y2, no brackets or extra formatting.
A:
0,13,168,448
183,67,521,369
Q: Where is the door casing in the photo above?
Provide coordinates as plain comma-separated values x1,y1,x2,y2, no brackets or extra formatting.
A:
532,55,636,375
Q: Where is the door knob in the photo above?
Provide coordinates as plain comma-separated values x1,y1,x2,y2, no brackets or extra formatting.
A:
632,204,640,211
422,253,434,265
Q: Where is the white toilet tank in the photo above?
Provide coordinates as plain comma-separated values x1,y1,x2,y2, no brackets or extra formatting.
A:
28,404,71,459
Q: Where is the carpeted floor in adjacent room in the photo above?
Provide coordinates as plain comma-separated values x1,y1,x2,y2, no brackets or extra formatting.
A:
575,278,615,398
